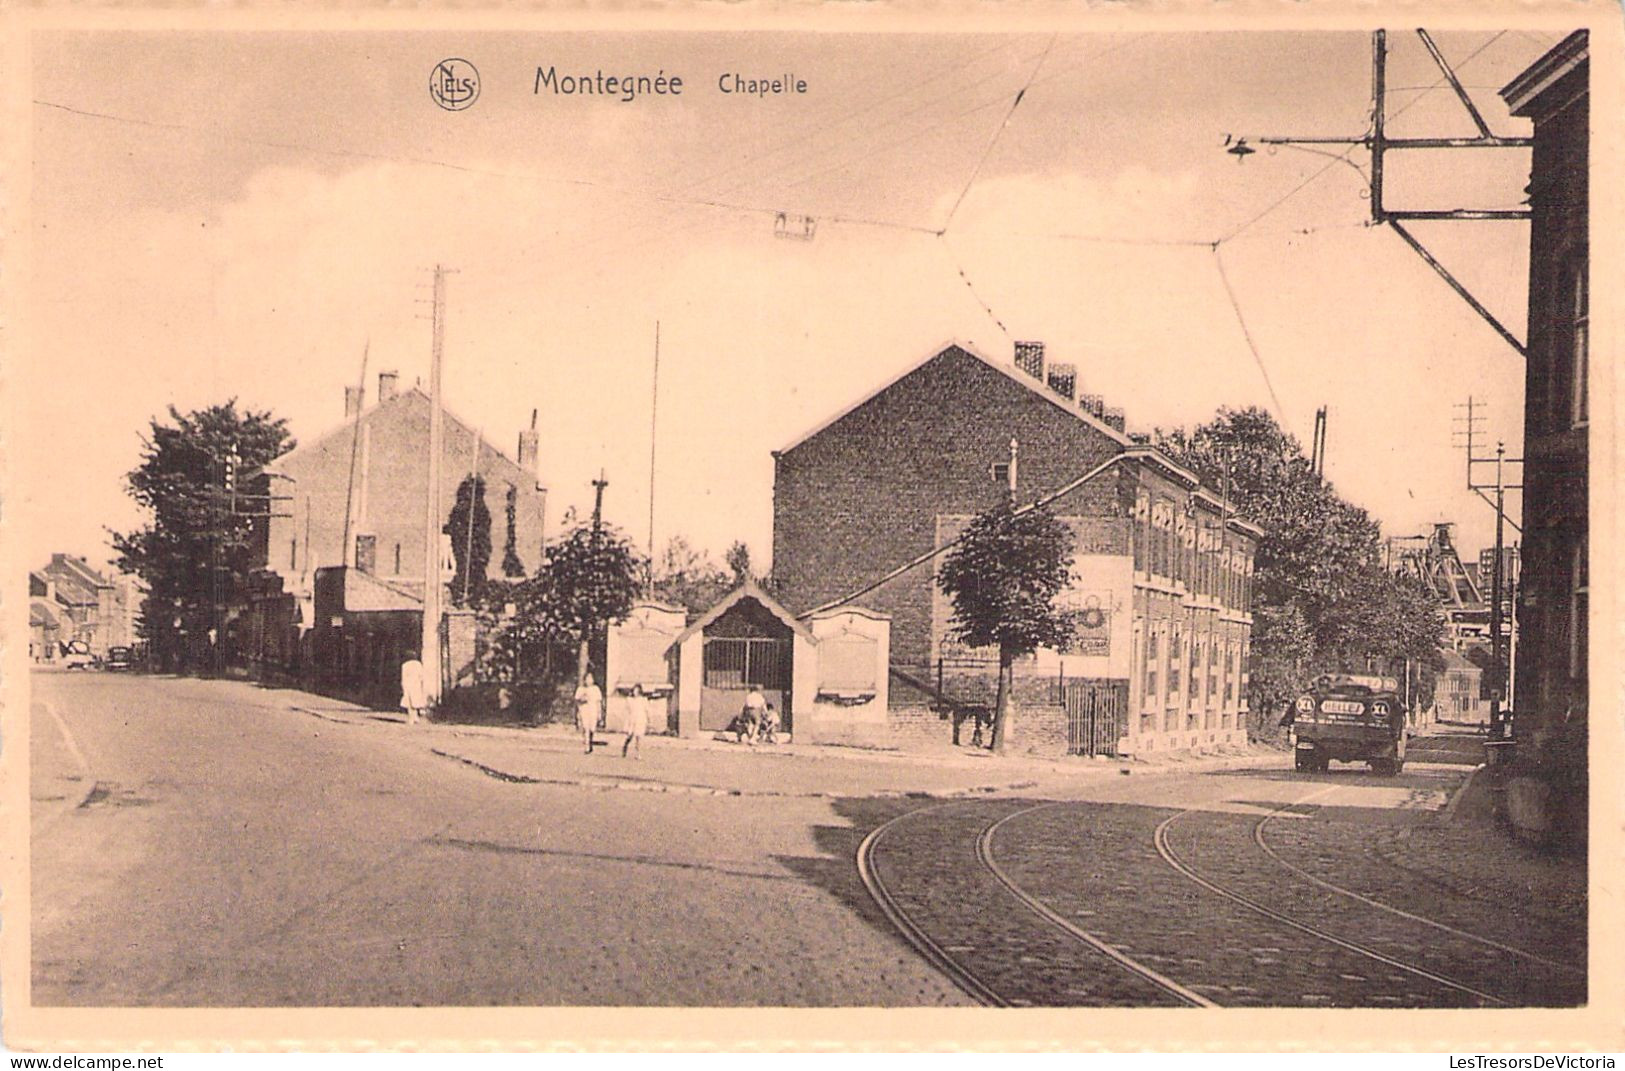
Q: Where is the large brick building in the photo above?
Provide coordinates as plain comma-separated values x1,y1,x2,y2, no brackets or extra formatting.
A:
1498,32,1588,842
771,341,1260,756
237,372,546,688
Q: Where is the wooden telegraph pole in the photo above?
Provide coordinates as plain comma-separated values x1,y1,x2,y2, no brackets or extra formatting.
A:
578,470,609,685
418,265,450,719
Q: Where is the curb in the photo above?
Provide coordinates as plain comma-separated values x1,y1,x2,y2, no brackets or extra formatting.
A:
1441,761,1491,822
428,747,1044,800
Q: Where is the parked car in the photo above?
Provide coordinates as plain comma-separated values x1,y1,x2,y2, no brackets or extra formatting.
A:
59,640,95,670
104,645,133,671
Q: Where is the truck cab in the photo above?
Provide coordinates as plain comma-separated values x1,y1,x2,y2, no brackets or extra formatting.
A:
1290,673,1408,775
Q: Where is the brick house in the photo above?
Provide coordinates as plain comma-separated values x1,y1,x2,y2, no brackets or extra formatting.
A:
237,372,546,688
771,340,1261,757
1501,33,1587,740
1498,32,1587,844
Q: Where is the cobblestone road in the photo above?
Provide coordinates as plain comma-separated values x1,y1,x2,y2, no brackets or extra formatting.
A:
862,765,1587,1008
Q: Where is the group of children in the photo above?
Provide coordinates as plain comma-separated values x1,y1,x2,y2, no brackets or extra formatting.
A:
572,675,782,755
572,673,651,759
726,686,780,746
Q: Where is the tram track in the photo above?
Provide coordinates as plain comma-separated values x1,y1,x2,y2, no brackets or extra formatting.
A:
1153,799,1506,1007
857,799,1202,1007
1252,802,1586,979
858,778,1576,1008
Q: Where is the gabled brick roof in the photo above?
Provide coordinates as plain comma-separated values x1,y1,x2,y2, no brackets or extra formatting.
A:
258,387,542,489
775,340,1133,457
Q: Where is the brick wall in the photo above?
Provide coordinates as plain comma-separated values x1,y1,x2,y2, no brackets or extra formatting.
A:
261,390,547,591
773,345,1125,670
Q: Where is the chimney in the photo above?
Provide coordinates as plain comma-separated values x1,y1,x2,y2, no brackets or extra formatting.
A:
378,370,399,402
1102,406,1127,433
517,408,539,476
1014,341,1045,381
1046,362,1077,402
344,385,364,418
1079,393,1105,419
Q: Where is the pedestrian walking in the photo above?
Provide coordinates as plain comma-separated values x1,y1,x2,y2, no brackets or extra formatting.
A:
399,655,429,725
575,672,604,753
622,683,649,760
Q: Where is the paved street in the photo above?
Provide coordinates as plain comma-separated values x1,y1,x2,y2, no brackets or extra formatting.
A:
31,672,1585,1008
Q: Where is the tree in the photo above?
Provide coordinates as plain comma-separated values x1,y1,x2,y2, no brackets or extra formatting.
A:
937,502,1078,753
111,401,294,673
1158,407,1445,732
445,474,492,607
652,535,732,617
494,519,645,689
724,541,754,586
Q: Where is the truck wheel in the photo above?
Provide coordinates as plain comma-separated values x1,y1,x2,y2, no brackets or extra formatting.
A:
1295,749,1315,772
1371,758,1397,775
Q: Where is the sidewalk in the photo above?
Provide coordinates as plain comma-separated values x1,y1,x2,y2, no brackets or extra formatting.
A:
282,687,1283,798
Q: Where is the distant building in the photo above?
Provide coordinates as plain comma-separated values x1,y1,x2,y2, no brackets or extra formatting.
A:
237,372,546,689
27,555,144,660
1500,35,1587,739
772,340,1261,757
1437,648,1487,723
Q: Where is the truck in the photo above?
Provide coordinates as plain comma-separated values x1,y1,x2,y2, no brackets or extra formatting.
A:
1289,672,1408,775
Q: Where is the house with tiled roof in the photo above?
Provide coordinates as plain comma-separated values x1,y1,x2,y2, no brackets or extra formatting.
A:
771,340,1262,758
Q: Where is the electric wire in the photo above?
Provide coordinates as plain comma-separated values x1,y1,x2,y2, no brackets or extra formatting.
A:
1212,243,1286,417
940,34,1056,233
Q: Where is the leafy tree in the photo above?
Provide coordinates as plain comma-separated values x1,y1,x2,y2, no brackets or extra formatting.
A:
111,401,294,673
937,502,1078,753
724,541,755,586
652,535,736,617
1158,407,1445,731
496,519,645,687
445,474,492,607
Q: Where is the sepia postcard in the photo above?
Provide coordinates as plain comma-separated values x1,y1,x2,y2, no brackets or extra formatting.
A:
1,1,1618,1054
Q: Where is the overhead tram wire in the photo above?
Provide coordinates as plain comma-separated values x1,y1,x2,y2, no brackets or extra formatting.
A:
1211,243,1287,418
1214,30,1509,248
940,34,1056,233
651,36,1035,203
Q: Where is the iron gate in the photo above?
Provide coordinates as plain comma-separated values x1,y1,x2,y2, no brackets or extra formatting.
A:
1064,680,1127,756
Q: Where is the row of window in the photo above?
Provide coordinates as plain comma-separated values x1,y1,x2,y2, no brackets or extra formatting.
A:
1138,619,1247,717
1129,491,1255,611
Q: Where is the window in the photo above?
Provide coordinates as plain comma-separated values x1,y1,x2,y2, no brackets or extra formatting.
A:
991,461,1011,488
1572,259,1589,428
355,534,377,575
394,542,402,575
290,538,298,571
1570,537,1588,684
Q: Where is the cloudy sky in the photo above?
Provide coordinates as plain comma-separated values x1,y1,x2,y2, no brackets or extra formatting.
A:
21,25,1567,574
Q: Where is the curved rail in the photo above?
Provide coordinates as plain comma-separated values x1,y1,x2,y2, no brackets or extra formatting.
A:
1252,806,1585,978
976,804,1216,1007
854,803,1009,1007
1154,807,1507,1007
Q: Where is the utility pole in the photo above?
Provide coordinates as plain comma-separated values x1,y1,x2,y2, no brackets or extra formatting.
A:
1489,442,1507,738
579,469,609,684
647,321,660,596
1234,29,1532,359
418,265,451,721
1310,406,1328,478
1455,394,1523,740
341,342,369,568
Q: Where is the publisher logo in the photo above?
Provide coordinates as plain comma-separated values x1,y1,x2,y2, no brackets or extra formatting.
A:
430,59,480,111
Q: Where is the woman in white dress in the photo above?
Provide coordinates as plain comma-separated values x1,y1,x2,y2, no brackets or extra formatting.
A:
621,683,649,760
